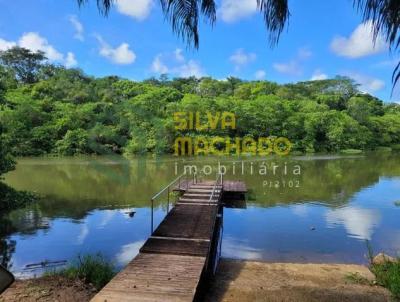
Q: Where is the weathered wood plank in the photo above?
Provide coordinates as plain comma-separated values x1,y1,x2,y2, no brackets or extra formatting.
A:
140,237,210,256
91,180,225,302
91,253,206,302
152,204,218,240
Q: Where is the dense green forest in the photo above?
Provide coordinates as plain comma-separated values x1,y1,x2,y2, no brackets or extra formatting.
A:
1,46,400,160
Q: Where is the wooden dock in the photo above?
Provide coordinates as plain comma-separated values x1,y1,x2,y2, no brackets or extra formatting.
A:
91,177,238,302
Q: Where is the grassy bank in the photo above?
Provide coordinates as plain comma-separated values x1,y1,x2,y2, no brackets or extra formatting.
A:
45,254,116,290
367,243,400,300
370,258,400,299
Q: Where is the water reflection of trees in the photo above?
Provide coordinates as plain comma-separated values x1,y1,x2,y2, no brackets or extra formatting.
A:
0,153,399,268
0,204,52,269
246,153,400,207
0,216,16,269
4,156,175,207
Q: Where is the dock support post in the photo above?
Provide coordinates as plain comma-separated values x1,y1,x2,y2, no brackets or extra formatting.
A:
167,187,170,213
151,199,154,234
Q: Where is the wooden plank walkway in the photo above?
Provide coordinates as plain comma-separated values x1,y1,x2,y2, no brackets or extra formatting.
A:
91,181,223,302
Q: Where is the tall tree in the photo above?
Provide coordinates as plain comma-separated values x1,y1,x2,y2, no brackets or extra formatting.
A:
0,47,47,84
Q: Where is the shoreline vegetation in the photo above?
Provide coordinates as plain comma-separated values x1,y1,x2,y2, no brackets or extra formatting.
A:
0,47,400,159
1,256,398,302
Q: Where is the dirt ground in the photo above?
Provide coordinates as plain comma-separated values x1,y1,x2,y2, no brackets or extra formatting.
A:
203,260,394,302
0,260,394,302
0,276,96,302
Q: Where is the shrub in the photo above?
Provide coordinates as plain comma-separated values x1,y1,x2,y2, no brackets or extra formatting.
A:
375,146,392,153
47,254,115,290
340,149,363,154
371,260,400,299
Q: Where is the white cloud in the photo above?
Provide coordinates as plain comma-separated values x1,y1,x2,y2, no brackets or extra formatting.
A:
177,60,204,77
273,60,301,76
273,47,312,76
291,204,309,218
19,32,63,61
346,72,385,93
69,15,84,41
298,47,312,59
65,52,77,68
115,240,145,266
219,0,257,22
174,48,185,62
229,49,256,70
150,49,205,78
115,0,153,21
331,21,387,58
0,38,16,51
310,69,328,81
96,35,136,64
254,69,266,80
325,207,381,240
0,32,77,67
151,55,169,74
76,224,89,244
222,237,263,260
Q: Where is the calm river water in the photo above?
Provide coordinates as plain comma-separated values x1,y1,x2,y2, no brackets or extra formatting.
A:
1,153,400,277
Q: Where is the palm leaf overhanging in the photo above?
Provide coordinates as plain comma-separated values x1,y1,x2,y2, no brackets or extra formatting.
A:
77,0,114,15
353,0,400,90
78,0,400,89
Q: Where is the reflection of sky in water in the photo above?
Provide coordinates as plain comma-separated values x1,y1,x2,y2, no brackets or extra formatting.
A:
2,157,400,274
325,207,381,240
222,178,400,264
8,207,166,277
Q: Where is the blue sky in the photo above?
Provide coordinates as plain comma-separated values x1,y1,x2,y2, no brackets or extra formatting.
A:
0,0,399,102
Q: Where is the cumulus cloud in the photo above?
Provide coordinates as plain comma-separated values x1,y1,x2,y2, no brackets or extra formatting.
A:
229,49,256,70
254,69,266,80
219,0,257,22
325,206,381,240
95,35,136,64
298,47,312,59
273,60,301,76
76,224,89,245
69,15,84,41
174,48,185,62
177,60,204,77
345,72,385,93
310,69,328,81
0,33,77,67
222,236,263,260
151,55,169,74
0,38,16,50
65,52,78,68
150,48,205,78
115,0,153,21
273,47,312,76
19,32,63,61
331,21,387,58
115,240,145,266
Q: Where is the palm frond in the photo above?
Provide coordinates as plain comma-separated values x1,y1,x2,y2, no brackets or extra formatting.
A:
354,0,400,91
160,0,216,49
77,0,114,16
257,0,290,47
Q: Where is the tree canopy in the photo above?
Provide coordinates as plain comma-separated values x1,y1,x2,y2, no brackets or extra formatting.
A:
0,47,399,158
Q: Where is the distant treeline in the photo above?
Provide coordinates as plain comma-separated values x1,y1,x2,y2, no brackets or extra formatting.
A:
1,46,400,159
